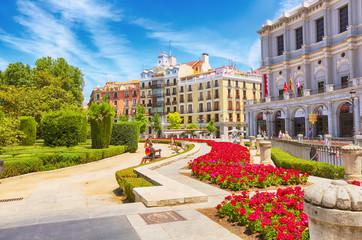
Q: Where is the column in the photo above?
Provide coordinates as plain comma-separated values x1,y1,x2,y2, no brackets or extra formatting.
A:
305,105,311,137
246,110,250,137
327,102,334,137
353,97,359,135
284,108,290,134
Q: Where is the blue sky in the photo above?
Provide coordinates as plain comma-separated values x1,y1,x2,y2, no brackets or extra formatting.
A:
0,0,303,100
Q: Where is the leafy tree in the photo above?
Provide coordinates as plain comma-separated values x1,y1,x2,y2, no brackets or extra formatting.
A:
118,114,129,122
0,62,35,87
236,123,242,130
186,122,199,129
0,117,24,146
35,57,84,104
168,112,182,129
151,113,163,135
88,102,115,149
134,105,148,133
205,120,217,133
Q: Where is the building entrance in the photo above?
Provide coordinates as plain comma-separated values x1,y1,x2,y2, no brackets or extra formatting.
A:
339,103,353,137
294,117,305,136
275,111,285,133
315,106,328,137
256,113,266,135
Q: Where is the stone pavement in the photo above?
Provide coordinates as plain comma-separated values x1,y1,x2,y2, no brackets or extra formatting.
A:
0,140,334,240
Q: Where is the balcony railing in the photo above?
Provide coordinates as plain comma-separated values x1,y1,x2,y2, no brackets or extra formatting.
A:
172,101,177,105
214,95,219,98
172,92,177,95
147,103,152,107
198,97,204,101
198,86,203,90
180,99,184,103
206,108,212,112
166,102,171,105
236,95,240,98
199,109,204,112
141,95,146,98
206,96,211,100
166,93,170,96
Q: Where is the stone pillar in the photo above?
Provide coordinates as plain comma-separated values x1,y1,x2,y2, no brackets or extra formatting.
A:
249,136,256,150
327,102,335,137
260,141,272,165
239,135,244,146
303,89,311,96
304,181,362,240
324,134,331,147
354,135,362,147
342,144,362,181
283,92,290,100
256,137,263,156
353,98,359,135
298,134,303,143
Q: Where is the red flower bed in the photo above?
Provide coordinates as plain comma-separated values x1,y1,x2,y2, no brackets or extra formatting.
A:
188,141,308,190
217,187,309,240
348,180,361,186
151,137,212,144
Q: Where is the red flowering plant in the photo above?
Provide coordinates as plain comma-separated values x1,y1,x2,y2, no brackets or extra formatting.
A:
188,142,308,190
348,180,361,186
217,187,310,240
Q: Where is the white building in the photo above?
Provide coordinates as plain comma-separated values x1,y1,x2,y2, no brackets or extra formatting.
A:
246,0,362,138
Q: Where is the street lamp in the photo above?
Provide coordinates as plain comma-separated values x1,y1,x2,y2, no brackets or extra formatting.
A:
350,89,356,136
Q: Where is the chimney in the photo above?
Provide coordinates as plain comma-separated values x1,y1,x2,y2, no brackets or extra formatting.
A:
202,53,209,64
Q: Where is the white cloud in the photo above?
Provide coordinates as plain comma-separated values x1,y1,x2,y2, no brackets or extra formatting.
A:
273,0,304,19
0,0,141,100
248,39,261,70
0,57,8,70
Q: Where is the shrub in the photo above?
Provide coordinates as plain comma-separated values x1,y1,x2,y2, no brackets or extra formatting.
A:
42,110,83,147
0,157,43,178
79,114,88,143
271,147,344,179
111,122,139,153
0,110,4,120
88,102,115,149
19,116,37,146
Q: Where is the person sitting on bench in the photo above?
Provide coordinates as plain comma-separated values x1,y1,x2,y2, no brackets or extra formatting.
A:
140,145,152,164
149,143,161,160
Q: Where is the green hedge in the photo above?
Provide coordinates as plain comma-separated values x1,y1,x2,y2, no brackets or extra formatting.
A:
1,145,127,178
271,147,344,179
88,102,115,149
115,143,195,201
19,116,37,146
111,122,139,153
79,115,88,143
42,110,84,147
0,110,4,120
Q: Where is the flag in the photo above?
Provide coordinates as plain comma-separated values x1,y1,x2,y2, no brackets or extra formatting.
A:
289,75,294,92
284,81,289,92
263,74,268,97
297,78,301,89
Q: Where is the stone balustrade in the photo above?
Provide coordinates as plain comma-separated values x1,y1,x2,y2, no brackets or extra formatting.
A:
249,136,256,150
256,137,263,156
259,141,272,165
342,144,362,181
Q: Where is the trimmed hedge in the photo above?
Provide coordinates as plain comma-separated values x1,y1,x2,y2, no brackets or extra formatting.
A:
115,143,195,201
111,122,139,153
0,110,4,120
19,116,37,146
271,147,344,179
79,115,88,143
88,102,115,149
0,145,127,178
42,110,84,147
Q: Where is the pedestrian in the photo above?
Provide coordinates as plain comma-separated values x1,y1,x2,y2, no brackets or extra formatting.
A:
359,129,362,135
278,130,283,139
308,128,312,139
232,131,238,143
263,131,267,139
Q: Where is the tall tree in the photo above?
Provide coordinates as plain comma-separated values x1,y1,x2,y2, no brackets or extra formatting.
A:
134,105,148,133
34,57,84,104
168,112,182,129
0,62,35,87
151,113,163,135
205,120,217,134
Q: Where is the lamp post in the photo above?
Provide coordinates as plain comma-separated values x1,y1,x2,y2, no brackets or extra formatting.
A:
261,107,273,139
350,89,356,136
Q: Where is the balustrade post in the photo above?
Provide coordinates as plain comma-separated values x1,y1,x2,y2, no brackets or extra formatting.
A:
297,134,303,143
249,136,256,150
324,134,331,147
342,144,362,181
239,135,245,146
354,135,362,147
259,141,272,165
256,137,263,156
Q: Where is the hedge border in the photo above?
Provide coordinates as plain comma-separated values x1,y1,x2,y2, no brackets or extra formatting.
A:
115,141,194,202
271,147,344,179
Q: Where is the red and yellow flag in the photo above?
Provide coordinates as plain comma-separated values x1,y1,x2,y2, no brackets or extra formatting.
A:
289,75,294,92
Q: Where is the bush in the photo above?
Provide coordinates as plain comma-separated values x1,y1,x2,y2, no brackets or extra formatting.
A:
271,147,344,179
0,110,4,120
111,122,139,153
88,102,115,149
42,110,84,147
79,114,88,143
19,116,37,146
115,167,154,202
0,157,43,178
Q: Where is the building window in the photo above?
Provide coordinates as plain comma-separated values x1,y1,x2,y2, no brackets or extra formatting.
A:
215,80,219,87
114,100,117,106
228,89,232,98
297,86,303,97
295,27,303,49
188,94,192,102
199,92,204,101
148,90,151,96
188,105,193,113
199,103,204,112
141,91,145,97
133,90,137,97
133,99,136,105
173,78,177,85
215,114,219,122
96,94,100,100
243,90,246,100
180,95,184,103
125,100,129,106
180,105,185,114
236,101,240,110
279,89,284,100
277,35,284,56
243,82,246,88
188,85,192,91
180,86,184,92
341,76,349,89
188,116,192,123
207,114,211,122
199,83,203,90
316,17,324,42
339,5,348,33
215,89,219,98
125,92,129,97
207,102,211,111
228,79,231,87
114,92,118,98
228,101,232,110
229,113,233,122
318,81,325,93
173,107,176,112
214,101,219,111
172,88,176,95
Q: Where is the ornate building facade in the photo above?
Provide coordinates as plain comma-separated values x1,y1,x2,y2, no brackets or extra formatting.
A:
246,0,362,137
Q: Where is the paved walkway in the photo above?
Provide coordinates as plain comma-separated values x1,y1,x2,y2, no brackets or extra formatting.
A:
0,140,334,240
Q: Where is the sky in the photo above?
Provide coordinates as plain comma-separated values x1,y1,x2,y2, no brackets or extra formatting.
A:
0,0,304,100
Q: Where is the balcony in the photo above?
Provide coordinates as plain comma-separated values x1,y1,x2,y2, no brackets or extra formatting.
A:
124,95,129,98
141,95,146,98
198,97,204,101
206,108,212,112
199,109,204,112
166,92,171,96
172,101,177,105
188,110,193,114
172,92,177,95
227,95,232,99
188,98,192,102
147,103,152,107
214,83,219,87
132,94,137,97
180,89,184,93
198,86,203,90
151,84,163,89
236,95,240,98
180,111,185,114
214,95,219,99
228,108,233,111
206,96,211,100
180,99,184,103
166,102,171,105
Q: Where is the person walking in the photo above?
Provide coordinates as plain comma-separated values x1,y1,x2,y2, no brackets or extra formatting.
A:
278,130,283,139
308,128,312,140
